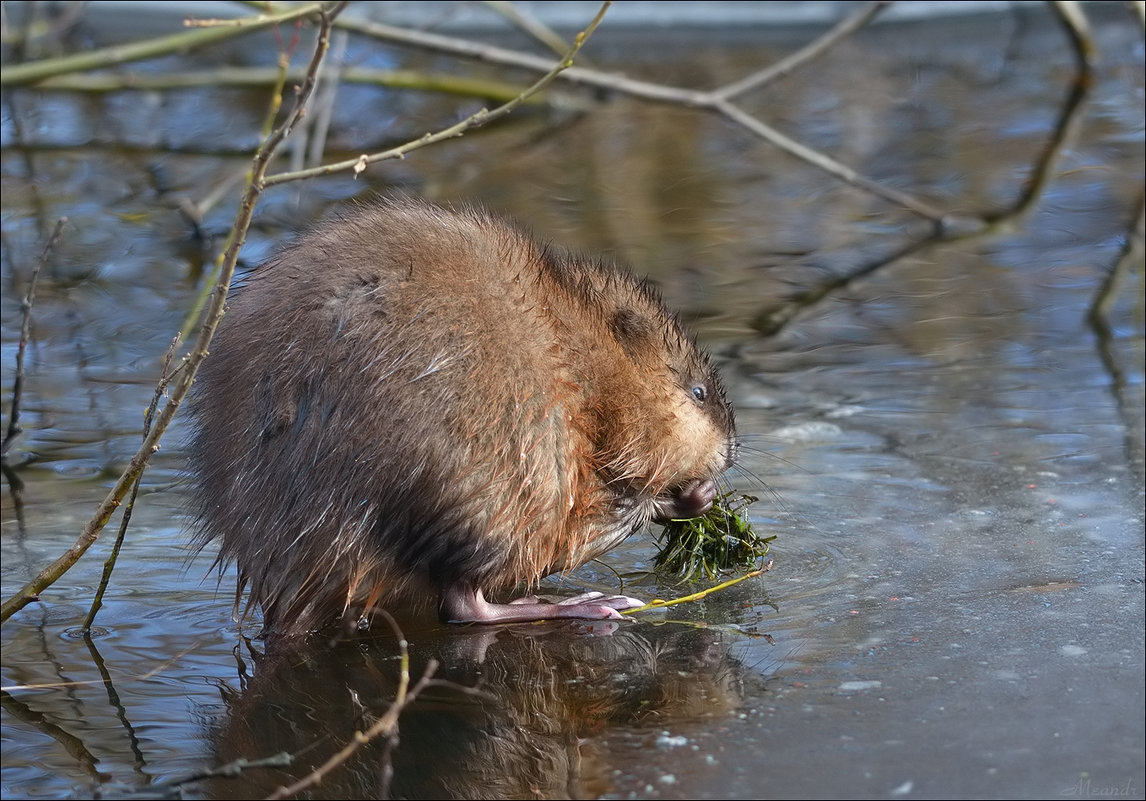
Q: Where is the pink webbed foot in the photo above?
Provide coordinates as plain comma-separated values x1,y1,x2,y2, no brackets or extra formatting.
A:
441,586,643,625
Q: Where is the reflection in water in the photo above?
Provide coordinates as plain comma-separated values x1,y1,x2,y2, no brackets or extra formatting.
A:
206,622,756,800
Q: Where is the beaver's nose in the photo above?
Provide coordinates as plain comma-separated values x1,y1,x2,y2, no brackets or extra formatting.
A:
652,478,717,523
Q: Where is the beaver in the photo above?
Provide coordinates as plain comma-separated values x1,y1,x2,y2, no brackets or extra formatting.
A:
188,197,736,636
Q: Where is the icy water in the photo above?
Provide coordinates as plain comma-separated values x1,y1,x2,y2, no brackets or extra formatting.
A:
2,4,1143,800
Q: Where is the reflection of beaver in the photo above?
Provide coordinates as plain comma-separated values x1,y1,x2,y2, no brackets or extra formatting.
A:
188,198,736,636
204,623,755,800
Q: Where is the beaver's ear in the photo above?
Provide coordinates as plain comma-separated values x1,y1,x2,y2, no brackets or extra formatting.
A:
610,307,654,356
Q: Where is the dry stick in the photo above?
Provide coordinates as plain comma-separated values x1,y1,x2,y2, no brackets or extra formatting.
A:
2,217,65,459
260,1,613,188
81,336,182,633
162,753,294,793
265,612,438,801
0,2,346,626
327,0,885,102
21,2,904,224
1051,0,1097,68
0,2,329,86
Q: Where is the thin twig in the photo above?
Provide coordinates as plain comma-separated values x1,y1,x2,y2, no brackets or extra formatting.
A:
1050,0,1097,71
2,217,65,459
624,561,774,615
11,0,938,225
261,1,613,188
303,28,349,169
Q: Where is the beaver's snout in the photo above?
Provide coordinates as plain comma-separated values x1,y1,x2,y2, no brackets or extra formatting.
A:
653,478,718,523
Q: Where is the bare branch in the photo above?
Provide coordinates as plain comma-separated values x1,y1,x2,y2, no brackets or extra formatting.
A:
261,1,612,188
0,2,329,86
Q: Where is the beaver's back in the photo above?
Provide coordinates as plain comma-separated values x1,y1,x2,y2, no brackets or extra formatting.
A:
189,198,734,635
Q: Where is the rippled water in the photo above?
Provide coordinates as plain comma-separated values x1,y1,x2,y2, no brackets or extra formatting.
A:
2,4,1143,800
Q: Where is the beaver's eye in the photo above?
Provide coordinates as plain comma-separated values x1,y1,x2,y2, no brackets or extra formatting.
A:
691,384,707,402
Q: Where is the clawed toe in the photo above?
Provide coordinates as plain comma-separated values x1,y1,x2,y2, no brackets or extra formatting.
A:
443,585,643,624
555,591,643,610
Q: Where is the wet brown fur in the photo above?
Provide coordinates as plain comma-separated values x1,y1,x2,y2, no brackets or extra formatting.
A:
188,198,735,635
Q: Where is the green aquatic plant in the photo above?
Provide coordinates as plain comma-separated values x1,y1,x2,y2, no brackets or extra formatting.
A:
653,492,775,582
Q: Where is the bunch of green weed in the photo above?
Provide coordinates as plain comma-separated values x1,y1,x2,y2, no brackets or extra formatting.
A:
653,493,775,582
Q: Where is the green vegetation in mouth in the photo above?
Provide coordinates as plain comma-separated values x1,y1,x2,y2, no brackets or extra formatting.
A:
653,492,775,582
